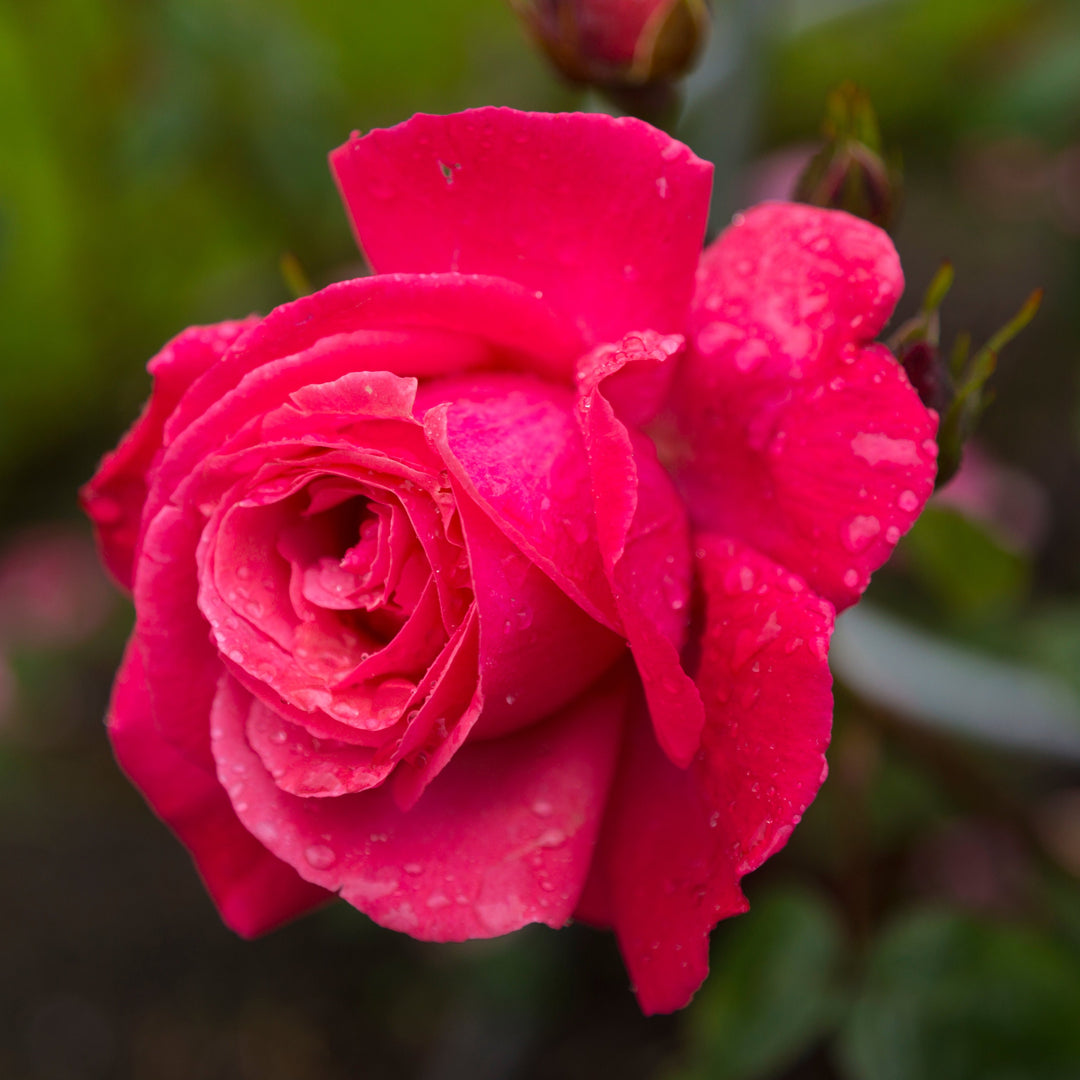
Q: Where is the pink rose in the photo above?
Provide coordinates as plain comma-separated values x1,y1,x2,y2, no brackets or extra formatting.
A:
82,108,937,1014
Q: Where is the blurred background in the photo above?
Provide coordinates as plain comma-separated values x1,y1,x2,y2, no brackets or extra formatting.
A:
2,0,1080,1076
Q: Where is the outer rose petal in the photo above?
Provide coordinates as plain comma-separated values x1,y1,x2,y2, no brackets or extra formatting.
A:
585,537,834,1014
675,202,938,609
209,669,627,940
108,638,330,935
162,274,586,454
134,505,224,770
81,319,257,589
331,108,712,350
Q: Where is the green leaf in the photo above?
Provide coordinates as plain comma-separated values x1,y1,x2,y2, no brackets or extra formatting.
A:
839,909,1080,1080
901,507,1029,618
670,890,847,1080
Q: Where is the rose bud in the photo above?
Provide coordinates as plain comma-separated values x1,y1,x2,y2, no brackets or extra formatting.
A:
888,261,1041,488
795,82,901,230
512,0,710,89
83,109,937,1014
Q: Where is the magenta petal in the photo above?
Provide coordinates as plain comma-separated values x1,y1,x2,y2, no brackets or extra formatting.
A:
209,670,627,940
81,319,257,589
164,275,583,449
692,537,834,876
451,486,625,742
422,374,619,630
693,202,904,354
107,638,330,935
576,334,703,766
331,108,712,347
677,202,937,608
245,701,395,798
591,537,834,1014
134,505,223,770
586,699,748,1015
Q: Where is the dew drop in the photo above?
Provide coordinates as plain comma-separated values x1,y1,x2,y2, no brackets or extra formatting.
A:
898,489,919,513
723,564,755,594
304,844,336,870
842,514,881,553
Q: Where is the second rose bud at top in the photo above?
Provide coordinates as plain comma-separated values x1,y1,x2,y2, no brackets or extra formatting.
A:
512,0,710,89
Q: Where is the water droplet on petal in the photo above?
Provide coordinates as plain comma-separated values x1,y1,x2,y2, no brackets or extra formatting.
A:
842,514,881,553
304,844,336,870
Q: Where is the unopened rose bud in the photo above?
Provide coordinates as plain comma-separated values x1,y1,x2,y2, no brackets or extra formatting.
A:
888,261,1042,488
795,82,901,230
899,338,953,417
512,0,710,89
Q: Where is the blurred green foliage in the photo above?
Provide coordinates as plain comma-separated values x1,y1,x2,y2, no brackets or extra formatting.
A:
901,506,1029,619
669,890,847,1080
840,911,1080,1080
0,0,558,507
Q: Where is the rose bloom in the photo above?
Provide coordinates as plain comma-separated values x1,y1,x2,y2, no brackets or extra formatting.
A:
82,108,936,1014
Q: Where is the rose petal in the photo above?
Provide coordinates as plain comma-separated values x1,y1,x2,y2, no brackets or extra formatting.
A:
331,108,712,349
576,333,704,766
163,275,584,451
81,319,257,589
448,483,625,742
107,637,329,935
676,202,937,609
135,505,224,770
587,537,834,1014
245,701,394,798
209,668,628,940
583,702,748,1014
692,537,834,877
421,374,620,631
